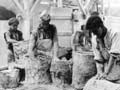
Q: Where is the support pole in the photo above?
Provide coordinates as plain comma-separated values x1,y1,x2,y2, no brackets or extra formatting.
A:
57,0,63,7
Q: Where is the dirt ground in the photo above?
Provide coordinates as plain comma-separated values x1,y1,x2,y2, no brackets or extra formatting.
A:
14,84,75,90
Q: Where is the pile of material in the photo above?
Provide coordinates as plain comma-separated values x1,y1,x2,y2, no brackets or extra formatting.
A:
25,54,52,84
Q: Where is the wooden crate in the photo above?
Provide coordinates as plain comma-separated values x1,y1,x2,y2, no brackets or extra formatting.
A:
50,7,73,47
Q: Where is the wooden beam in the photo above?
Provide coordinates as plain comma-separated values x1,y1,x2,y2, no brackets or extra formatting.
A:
84,0,90,9
12,0,24,13
23,0,29,11
76,0,87,16
57,0,63,7
0,66,8,71
30,0,42,14
58,32,72,36
53,0,57,4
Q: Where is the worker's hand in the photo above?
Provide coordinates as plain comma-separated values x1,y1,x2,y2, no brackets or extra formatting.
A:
95,73,101,80
95,73,107,80
99,73,108,80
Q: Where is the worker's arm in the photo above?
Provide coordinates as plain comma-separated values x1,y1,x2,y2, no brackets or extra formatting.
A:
104,54,114,75
91,34,104,79
19,31,24,41
72,31,81,51
96,60,104,74
5,32,18,43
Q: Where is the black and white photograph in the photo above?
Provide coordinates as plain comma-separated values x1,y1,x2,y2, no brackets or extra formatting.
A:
0,0,119,90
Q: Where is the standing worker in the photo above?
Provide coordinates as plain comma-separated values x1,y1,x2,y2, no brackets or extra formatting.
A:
4,17,24,69
28,13,59,84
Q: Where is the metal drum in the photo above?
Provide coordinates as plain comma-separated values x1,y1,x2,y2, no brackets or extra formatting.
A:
72,51,97,89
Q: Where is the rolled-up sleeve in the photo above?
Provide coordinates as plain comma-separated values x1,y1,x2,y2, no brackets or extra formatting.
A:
109,32,120,54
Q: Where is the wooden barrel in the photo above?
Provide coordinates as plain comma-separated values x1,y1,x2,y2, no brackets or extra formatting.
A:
72,51,97,89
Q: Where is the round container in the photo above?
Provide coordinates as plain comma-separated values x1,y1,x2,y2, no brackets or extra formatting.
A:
72,51,97,89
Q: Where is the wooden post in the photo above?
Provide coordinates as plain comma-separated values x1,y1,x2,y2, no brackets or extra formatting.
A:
76,0,87,16
12,0,24,13
53,0,57,3
57,0,63,7
30,0,42,14
53,0,57,7
108,0,111,16
12,0,43,40
22,0,30,40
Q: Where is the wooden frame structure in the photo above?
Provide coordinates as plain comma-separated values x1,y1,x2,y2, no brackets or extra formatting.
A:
11,0,64,40
12,0,42,40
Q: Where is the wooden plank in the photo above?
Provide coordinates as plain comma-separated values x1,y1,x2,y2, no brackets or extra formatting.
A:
53,0,57,4
50,19,73,34
50,7,72,17
12,0,24,13
58,32,72,36
30,0,42,14
76,0,87,16
57,0,63,7
58,36,72,47
51,16,71,20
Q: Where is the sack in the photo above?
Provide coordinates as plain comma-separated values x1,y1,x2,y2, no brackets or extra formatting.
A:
84,77,120,90
13,40,29,62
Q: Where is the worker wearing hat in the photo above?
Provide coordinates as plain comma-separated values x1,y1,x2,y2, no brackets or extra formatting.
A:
4,17,23,66
28,13,59,84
